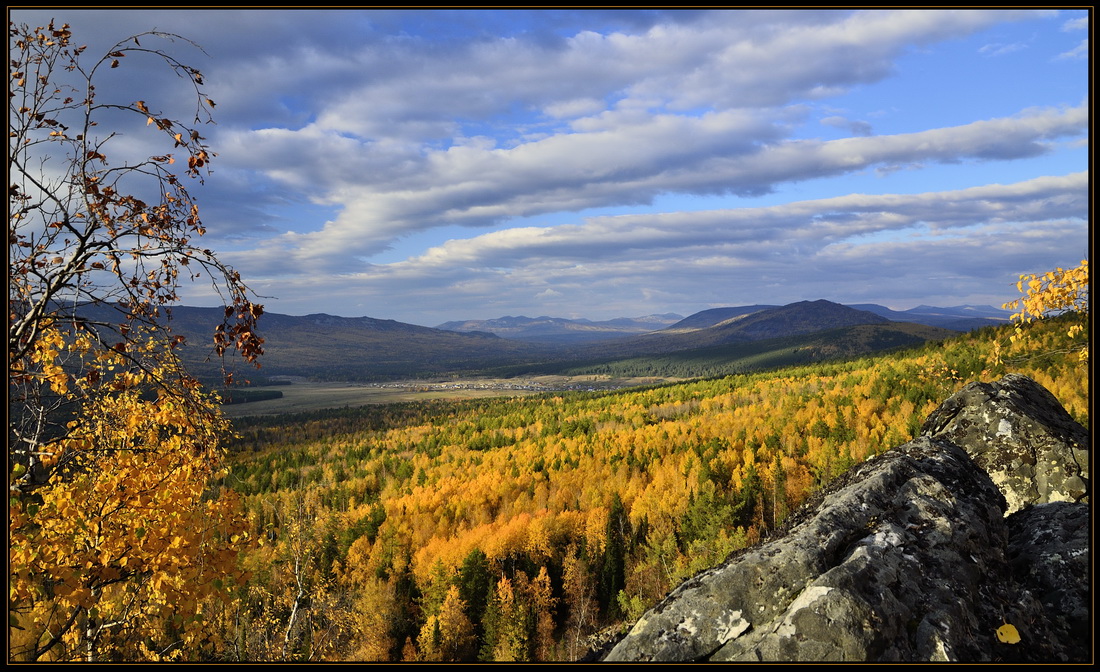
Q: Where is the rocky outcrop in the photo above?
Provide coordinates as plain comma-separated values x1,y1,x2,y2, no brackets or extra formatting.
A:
922,373,1089,514
602,375,1089,662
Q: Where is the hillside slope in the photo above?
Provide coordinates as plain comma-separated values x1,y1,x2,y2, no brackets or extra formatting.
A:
578,300,895,359
76,300,969,384
558,321,959,379
164,306,554,382
603,374,1088,662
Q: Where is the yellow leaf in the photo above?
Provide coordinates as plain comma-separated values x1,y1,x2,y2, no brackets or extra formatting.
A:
996,623,1021,644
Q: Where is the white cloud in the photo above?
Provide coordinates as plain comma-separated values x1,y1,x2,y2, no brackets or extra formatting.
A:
1061,17,1088,31
9,9,1083,323
979,42,1027,56
1056,39,1088,60
190,9,1038,146
544,98,607,119
393,172,1088,269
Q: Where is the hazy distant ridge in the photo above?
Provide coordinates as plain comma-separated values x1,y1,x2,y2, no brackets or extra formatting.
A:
437,313,684,344
440,302,1009,343
849,303,1010,331
162,299,995,383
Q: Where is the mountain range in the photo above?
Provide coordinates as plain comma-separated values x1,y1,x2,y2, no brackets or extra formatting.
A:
438,301,1008,344
436,313,684,344
849,303,1011,331
156,299,996,384
163,306,541,382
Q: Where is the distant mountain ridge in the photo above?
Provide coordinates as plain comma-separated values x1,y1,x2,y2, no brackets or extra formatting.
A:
154,299,990,383
436,313,684,344
583,300,896,358
663,305,778,331
850,304,1010,331
441,302,1010,343
708,300,890,340
161,305,549,383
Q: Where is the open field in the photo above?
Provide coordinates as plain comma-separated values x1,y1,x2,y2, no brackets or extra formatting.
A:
218,374,683,418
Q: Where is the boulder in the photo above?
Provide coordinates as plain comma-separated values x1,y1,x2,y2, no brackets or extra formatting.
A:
601,375,1089,662
922,373,1089,514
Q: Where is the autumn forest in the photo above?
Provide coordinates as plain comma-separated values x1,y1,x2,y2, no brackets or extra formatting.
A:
216,317,1087,660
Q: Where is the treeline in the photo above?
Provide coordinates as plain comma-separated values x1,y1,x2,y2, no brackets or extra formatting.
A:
221,389,285,405
218,316,1087,661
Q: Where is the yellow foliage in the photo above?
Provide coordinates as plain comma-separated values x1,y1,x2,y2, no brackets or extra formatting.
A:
8,327,251,661
1003,259,1089,362
9,20,263,662
417,585,475,661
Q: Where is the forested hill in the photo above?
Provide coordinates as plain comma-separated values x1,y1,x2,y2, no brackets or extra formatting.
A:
664,305,779,331
163,306,555,381
689,299,891,340
573,300,904,359
558,321,958,379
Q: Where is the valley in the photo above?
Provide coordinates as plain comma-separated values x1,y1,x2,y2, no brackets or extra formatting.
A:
212,299,975,417
219,374,685,417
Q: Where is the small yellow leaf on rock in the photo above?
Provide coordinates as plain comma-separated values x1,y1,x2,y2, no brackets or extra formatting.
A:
996,623,1021,644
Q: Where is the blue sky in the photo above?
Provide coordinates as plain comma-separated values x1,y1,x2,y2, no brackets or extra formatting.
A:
11,9,1089,325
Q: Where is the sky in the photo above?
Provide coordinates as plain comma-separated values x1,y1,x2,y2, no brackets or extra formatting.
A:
10,9,1090,326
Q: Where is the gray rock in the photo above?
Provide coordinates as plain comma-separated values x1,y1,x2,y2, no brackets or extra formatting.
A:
602,375,1090,662
1006,502,1090,662
921,373,1089,514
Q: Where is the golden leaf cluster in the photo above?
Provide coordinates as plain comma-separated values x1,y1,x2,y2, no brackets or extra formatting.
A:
1003,259,1089,362
9,325,253,661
